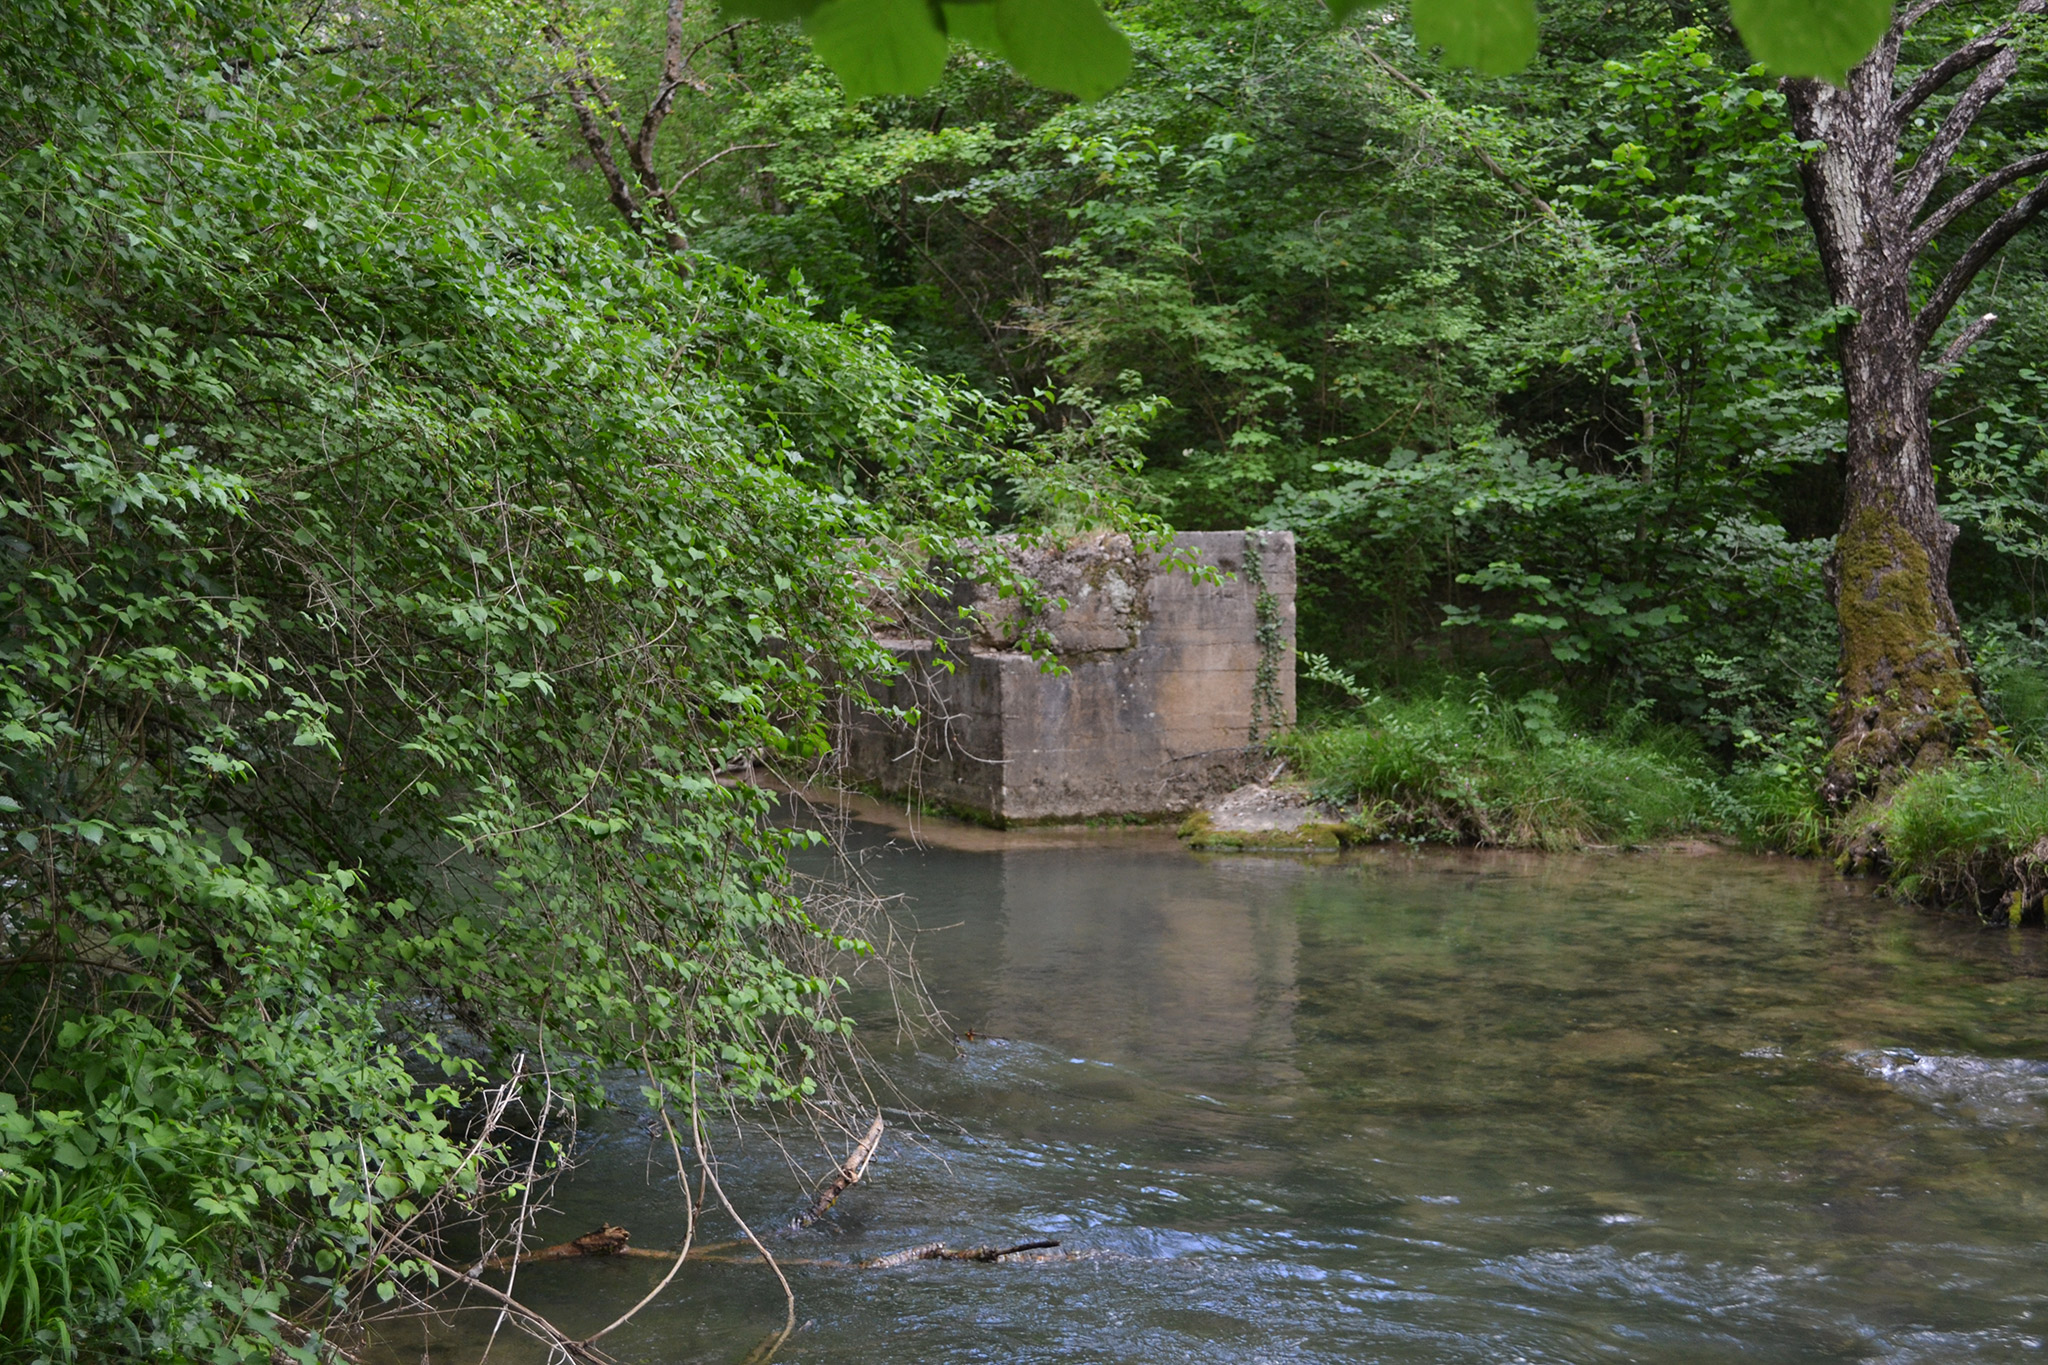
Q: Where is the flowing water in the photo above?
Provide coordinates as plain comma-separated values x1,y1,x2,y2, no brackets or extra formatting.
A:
406,821,2048,1364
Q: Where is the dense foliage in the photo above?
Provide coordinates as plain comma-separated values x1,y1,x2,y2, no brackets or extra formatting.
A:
562,0,2045,749
0,1,1049,1356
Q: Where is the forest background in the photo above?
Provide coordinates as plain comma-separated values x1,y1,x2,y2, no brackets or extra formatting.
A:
3,0,2046,1359
564,0,2048,863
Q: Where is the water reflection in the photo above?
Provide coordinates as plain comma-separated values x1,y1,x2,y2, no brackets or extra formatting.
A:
390,833,2048,1365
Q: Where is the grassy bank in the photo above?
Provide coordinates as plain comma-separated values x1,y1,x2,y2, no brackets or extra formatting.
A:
1273,668,2048,925
1861,756,2048,920
1274,680,1726,851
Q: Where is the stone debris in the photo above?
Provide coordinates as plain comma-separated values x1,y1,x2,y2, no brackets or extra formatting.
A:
1179,779,1355,851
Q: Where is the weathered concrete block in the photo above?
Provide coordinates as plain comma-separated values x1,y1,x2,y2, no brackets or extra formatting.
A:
836,531,1295,824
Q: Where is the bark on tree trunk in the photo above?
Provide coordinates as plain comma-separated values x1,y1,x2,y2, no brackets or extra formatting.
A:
1776,1,2048,801
1827,318,1982,800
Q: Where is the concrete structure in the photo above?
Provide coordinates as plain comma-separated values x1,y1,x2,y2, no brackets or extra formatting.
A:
837,530,1295,824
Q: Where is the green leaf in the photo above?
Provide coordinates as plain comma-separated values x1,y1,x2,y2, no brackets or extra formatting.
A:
802,0,951,99
1408,0,1538,75
1728,0,1891,83
942,1,1006,55
991,0,1132,100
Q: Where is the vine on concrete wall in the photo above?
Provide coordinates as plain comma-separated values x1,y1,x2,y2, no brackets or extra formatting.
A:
1245,530,1285,744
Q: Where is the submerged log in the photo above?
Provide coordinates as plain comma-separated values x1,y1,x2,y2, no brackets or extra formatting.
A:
794,1115,886,1228
858,1240,1060,1269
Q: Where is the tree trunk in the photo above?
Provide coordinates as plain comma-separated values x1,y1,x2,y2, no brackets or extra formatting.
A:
1783,46,1998,804
1828,313,1984,800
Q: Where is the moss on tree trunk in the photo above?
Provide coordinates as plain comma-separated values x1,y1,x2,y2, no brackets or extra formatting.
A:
1827,504,1987,798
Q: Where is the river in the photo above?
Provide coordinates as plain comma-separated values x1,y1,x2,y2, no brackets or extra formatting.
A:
409,820,2048,1363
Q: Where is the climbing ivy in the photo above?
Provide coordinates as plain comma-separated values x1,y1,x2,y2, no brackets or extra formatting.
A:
1244,530,1286,743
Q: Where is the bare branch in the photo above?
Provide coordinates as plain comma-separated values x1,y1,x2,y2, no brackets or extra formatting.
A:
1898,0,1960,31
630,0,702,209
585,67,662,203
1891,0,2043,124
1936,310,2000,370
1915,179,2048,349
1913,147,2048,253
1895,39,2027,218
564,74,646,231
667,142,777,193
645,2,761,158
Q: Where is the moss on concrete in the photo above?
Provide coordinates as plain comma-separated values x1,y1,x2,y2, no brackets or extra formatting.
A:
1176,807,1385,852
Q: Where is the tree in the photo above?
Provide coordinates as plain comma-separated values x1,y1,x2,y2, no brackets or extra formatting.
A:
1781,0,2048,798
548,1,771,252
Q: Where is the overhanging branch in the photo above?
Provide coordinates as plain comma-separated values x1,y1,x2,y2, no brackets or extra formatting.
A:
1914,179,2048,350
1891,0,2042,126
1913,148,2048,253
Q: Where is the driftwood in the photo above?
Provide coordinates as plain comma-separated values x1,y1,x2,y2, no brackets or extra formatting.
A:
482,1224,683,1272
793,1115,886,1228
481,1224,1062,1274
858,1240,1060,1269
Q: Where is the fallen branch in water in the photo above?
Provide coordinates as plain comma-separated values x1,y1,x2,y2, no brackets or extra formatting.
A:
794,1114,886,1228
482,1224,686,1271
480,1223,1063,1274
859,1240,1060,1269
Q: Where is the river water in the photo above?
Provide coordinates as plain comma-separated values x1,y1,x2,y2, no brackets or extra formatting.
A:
417,824,2048,1364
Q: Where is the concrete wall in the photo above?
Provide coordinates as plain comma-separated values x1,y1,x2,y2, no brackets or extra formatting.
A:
837,530,1295,824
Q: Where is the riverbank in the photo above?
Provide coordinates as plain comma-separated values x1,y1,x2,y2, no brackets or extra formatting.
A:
1178,678,2048,924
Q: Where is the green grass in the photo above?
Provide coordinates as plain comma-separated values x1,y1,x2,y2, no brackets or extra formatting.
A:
1277,682,1720,850
1281,664,2048,917
1866,753,2048,916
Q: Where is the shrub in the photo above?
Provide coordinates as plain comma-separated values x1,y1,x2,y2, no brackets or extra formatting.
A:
0,1,1028,1355
1719,723,1832,855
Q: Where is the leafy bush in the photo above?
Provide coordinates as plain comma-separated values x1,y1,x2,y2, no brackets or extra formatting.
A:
1719,732,1832,856
0,1,1030,1356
